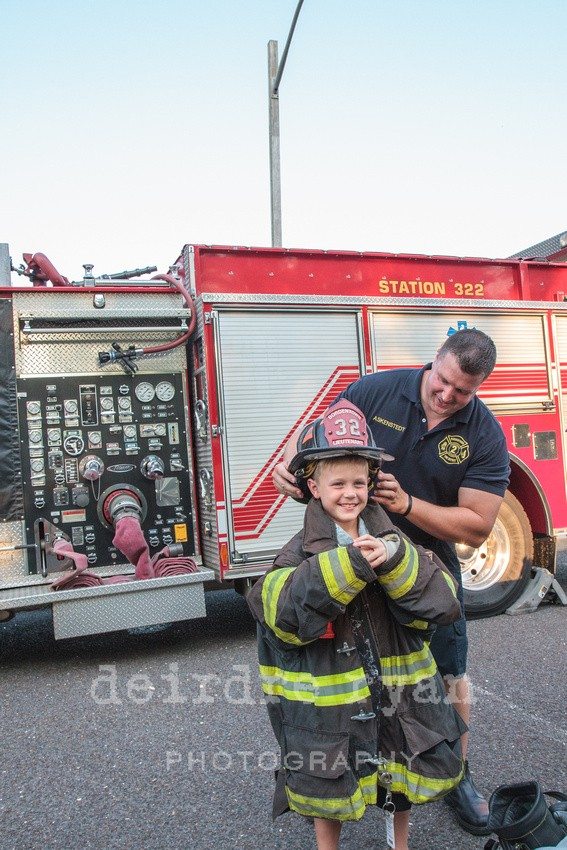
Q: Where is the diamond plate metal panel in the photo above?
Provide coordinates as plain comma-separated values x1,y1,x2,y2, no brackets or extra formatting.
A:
51,572,213,638
199,292,567,311
13,291,189,376
14,290,186,317
19,347,187,378
0,521,27,582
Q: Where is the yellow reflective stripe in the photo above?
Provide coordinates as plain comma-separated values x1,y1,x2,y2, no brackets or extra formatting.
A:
319,547,366,605
441,570,458,597
261,568,305,646
384,759,464,803
259,664,370,706
406,618,429,630
376,540,418,599
286,785,366,821
380,645,437,686
359,770,378,804
285,760,462,815
260,665,368,689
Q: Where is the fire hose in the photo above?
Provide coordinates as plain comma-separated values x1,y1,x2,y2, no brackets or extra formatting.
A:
97,272,196,373
50,514,198,592
20,252,70,287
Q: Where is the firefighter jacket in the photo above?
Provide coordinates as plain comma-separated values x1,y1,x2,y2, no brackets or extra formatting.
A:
247,498,467,822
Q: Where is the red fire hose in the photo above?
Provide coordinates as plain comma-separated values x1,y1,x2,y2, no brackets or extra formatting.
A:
139,272,197,355
22,253,70,287
50,517,198,592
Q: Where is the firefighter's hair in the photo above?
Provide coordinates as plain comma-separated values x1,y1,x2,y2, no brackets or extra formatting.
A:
438,328,496,378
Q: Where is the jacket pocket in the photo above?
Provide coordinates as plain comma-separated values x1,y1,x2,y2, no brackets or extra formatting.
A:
398,713,448,754
281,724,366,821
282,724,351,779
397,712,465,802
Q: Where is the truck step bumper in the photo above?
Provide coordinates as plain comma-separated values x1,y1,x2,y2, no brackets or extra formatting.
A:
0,570,214,639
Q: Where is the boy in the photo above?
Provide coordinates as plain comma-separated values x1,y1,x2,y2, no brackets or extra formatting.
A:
247,401,466,850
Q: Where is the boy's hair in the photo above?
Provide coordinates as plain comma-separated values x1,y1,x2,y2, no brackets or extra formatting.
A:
306,454,376,485
438,328,496,378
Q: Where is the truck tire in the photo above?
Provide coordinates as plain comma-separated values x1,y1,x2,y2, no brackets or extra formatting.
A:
458,491,533,619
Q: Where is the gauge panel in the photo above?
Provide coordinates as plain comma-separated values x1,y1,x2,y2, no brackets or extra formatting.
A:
17,372,194,574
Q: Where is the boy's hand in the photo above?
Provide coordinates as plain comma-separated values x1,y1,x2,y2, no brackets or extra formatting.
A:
352,534,388,569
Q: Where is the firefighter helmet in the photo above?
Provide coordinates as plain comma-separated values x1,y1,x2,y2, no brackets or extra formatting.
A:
288,400,393,500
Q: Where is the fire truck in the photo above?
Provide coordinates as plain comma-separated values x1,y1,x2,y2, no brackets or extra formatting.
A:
1,241,566,639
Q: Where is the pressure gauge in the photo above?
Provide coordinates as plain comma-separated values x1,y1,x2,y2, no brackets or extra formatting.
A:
118,397,131,411
134,382,155,403
155,381,175,402
30,459,45,473
89,431,102,447
27,401,41,416
28,430,42,444
64,399,78,415
47,428,61,445
100,397,114,411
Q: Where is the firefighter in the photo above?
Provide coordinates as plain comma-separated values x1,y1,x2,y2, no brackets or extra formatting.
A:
272,328,510,836
249,401,466,850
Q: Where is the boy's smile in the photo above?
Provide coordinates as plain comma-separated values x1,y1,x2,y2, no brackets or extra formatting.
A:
307,458,369,537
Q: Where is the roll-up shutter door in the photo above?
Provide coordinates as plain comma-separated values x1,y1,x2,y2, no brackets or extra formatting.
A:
216,310,361,561
370,311,550,410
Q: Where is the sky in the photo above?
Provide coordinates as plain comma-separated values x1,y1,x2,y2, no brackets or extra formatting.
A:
2,0,567,281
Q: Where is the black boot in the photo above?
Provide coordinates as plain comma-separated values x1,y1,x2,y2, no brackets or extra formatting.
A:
444,760,490,835
487,782,567,849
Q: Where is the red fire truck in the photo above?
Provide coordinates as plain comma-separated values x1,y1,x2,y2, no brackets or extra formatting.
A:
1,241,566,638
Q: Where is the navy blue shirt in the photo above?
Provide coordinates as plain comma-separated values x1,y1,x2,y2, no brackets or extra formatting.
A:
337,365,510,572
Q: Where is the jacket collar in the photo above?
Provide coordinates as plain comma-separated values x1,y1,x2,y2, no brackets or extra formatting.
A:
302,497,385,555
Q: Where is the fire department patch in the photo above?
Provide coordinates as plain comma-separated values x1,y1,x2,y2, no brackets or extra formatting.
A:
438,435,470,465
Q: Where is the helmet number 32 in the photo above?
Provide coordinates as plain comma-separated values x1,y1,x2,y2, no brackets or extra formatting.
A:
334,417,361,437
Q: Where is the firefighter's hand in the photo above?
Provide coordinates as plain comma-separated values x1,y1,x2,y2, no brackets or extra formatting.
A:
371,471,411,515
273,461,304,500
352,534,388,569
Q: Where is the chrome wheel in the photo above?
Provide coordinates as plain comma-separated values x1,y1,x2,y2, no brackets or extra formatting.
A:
461,491,533,618
458,519,511,592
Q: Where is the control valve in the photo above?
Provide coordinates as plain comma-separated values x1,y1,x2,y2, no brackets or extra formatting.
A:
140,455,165,480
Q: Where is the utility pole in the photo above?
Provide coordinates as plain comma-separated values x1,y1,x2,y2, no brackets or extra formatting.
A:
268,0,305,247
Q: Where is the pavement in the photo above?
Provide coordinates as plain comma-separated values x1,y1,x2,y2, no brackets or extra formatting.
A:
1,563,566,850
